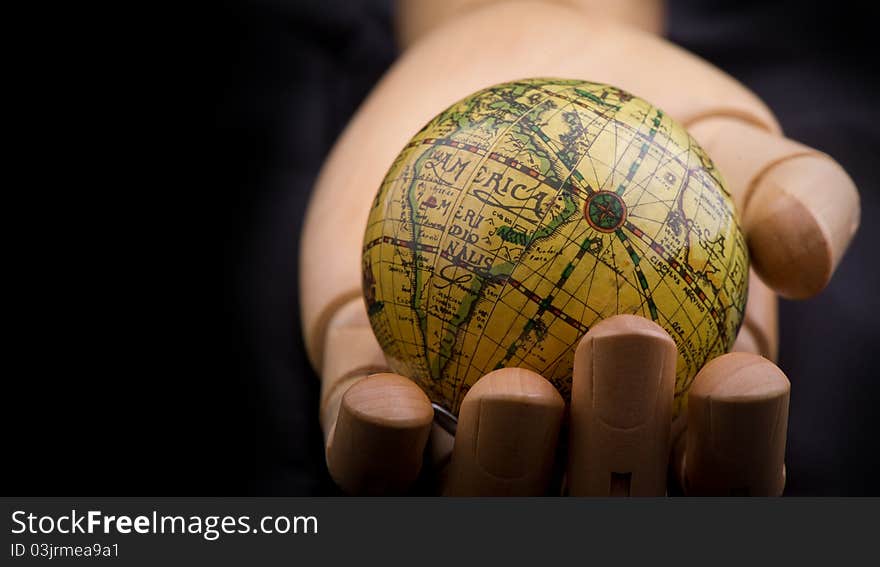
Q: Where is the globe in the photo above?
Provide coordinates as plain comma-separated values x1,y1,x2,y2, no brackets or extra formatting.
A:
362,78,748,418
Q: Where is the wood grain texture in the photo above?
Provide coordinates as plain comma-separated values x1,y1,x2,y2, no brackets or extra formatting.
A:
326,373,434,494
682,352,789,496
444,367,564,496
567,315,676,496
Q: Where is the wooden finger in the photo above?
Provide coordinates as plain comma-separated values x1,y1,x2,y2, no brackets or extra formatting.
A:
567,315,676,496
688,116,860,299
732,269,778,362
444,368,564,496
319,297,390,434
326,373,434,495
321,298,434,494
681,352,789,496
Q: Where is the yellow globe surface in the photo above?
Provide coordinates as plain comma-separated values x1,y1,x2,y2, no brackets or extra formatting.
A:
362,79,748,417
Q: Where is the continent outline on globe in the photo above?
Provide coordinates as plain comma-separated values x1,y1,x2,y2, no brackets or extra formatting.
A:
362,78,749,417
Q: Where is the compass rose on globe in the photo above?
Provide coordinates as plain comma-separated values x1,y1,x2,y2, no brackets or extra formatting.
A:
585,191,626,233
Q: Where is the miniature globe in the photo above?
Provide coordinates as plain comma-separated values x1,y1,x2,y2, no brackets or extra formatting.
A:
362,79,748,418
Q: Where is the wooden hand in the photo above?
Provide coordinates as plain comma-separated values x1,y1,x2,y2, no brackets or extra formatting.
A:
302,1,856,495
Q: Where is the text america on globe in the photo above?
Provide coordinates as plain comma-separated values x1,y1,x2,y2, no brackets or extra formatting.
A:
362,79,748,417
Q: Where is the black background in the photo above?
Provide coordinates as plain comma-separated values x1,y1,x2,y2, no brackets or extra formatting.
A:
6,0,878,495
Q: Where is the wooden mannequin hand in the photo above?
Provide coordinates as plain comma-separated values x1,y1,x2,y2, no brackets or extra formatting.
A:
303,1,858,495
321,284,786,496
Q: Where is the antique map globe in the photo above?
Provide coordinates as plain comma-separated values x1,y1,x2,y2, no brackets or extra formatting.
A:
362,79,748,417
